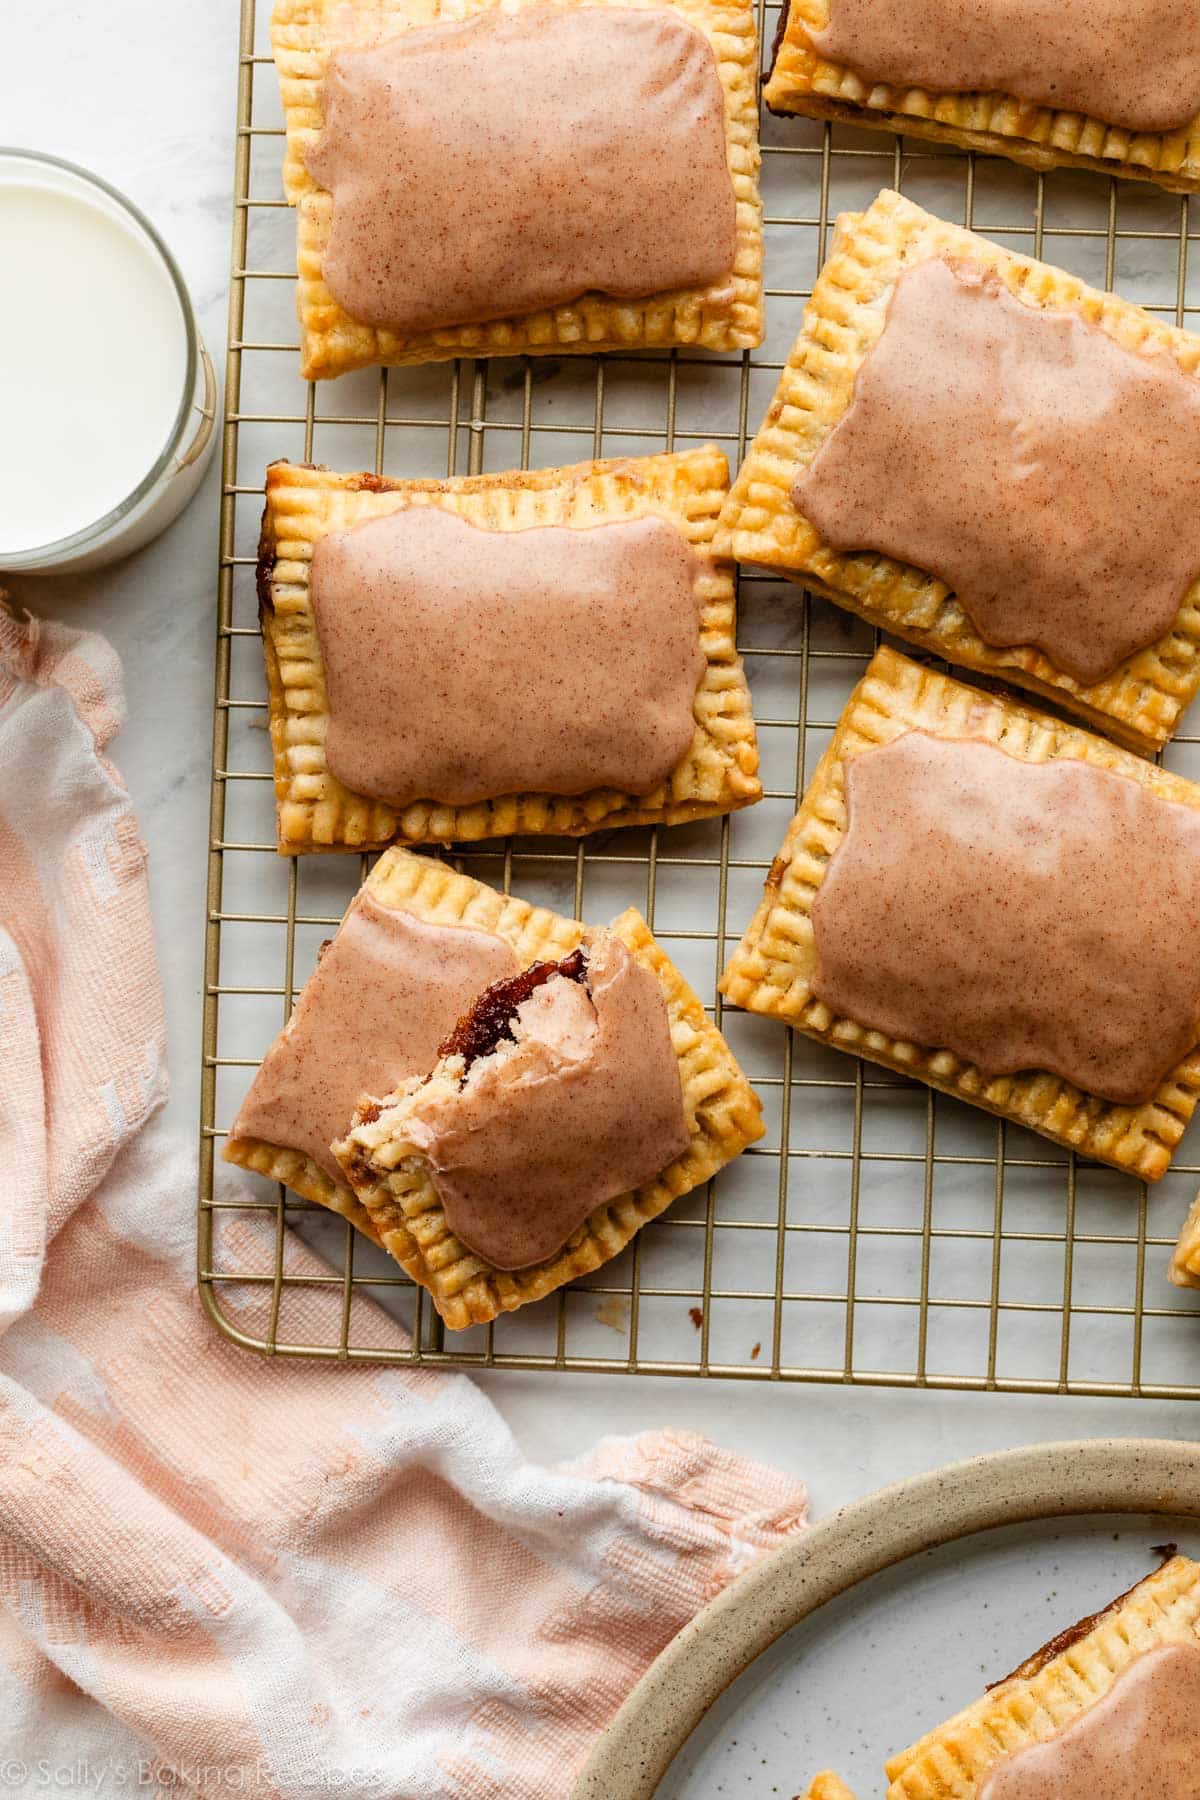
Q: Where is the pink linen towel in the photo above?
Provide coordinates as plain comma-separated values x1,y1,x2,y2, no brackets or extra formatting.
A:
0,602,807,1799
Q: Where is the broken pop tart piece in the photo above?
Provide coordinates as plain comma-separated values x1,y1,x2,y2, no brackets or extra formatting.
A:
334,909,762,1326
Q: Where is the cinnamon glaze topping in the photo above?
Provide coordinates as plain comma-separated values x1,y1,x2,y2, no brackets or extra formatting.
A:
811,0,1200,134
228,892,517,1182
810,732,1200,1105
979,1643,1200,1799
310,507,706,808
306,5,737,337
404,935,690,1270
794,256,1200,686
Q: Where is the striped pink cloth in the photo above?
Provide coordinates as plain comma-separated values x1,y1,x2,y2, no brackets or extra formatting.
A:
0,603,807,1799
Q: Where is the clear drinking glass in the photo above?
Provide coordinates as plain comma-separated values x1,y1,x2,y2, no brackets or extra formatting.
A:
0,147,217,575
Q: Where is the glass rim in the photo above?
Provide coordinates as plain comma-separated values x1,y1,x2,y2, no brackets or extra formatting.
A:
0,146,201,569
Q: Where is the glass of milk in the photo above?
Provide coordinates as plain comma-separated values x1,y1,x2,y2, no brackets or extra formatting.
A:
0,148,217,574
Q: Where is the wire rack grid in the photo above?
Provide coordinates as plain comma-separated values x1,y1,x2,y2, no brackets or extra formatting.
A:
199,0,1200,1396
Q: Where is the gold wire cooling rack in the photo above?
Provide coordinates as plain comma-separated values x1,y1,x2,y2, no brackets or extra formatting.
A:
199,0,1200,1395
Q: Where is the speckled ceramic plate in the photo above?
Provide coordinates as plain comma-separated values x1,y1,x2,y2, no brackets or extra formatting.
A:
571,1439,1200,1799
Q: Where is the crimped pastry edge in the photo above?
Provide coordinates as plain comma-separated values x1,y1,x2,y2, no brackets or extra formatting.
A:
259,448,761,852
720,644,1200,1182
333,906,764,1328
713,187,1200,755
764,0,1200,194
884,1555,1200,1796
271,0,764,376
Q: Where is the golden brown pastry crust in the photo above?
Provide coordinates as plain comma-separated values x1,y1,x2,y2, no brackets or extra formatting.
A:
800,1777,858,1800
334,905,763,1328
271,0,764,377
885,1556,1200,1797
220,1133,385,1244
1170,1190,1200,1287
721,645,1200,1182
765,0,1200,193
222,847,586,1226
259,449,761,852
713,189,1200,756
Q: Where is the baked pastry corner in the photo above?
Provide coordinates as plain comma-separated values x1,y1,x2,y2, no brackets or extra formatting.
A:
799,1776,858,1800
1170,1191,1200,1288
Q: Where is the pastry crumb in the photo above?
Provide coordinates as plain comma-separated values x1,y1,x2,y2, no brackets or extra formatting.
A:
594,1294,629,1333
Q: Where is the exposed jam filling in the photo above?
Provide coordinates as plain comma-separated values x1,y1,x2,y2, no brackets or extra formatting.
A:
227,892,517,1184
439,948,589,1070
979,1642,1200,1799
400,934,691,1270
306,4,737,337
810,0,1200,134
310,506,706,808
809,731,1200,1105
793,255,1200,687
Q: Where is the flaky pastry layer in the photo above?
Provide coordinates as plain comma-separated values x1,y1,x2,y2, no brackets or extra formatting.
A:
334,906,763,1328
222,847,589,1226
714,189,1200,754
271,0,763,377
885,1556,1200,1797
259,449,761,852
764,0,1200,193
720,645,1200,1181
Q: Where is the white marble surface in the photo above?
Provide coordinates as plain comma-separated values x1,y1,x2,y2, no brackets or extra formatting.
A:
7,0,1200,1732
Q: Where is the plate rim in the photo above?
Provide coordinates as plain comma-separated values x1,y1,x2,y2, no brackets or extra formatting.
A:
571,1435,1200,1799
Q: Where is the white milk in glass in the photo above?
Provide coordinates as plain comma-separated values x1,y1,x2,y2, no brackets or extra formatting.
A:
0,154,214,571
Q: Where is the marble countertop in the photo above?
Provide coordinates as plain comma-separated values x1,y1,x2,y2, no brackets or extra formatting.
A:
8,0,1200,1586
